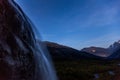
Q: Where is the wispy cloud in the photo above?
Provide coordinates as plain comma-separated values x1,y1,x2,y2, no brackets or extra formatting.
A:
69,1,120,30
62,1,120,33
79,5,119,28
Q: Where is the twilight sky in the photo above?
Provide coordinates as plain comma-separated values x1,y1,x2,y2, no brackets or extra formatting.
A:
16,0,120,50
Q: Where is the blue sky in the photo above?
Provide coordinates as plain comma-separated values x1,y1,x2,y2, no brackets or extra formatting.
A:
16,0,120,49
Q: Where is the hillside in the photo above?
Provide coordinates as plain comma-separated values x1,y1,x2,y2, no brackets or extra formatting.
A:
44,41,102,60
81,47,109,57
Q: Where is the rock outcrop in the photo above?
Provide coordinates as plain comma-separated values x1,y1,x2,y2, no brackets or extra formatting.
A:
0,0,38,80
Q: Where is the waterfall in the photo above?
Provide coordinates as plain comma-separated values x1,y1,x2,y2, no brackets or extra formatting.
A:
0,0,57,80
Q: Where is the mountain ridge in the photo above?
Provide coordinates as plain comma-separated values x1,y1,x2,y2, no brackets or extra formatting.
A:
42,41,103,60
40,40,120,60
81,40,120,58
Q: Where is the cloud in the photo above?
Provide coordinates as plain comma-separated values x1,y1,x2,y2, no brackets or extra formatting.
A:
62,1,120,32
77,2,120,29
63,2,120,32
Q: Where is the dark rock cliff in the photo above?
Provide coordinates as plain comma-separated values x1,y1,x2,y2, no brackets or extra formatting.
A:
0,0,37,80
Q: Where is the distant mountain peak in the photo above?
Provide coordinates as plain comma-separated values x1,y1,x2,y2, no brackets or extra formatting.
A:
81,46,109,57
108,40,120,53
117,40,120,43
108,40,120,59
81,40,120,59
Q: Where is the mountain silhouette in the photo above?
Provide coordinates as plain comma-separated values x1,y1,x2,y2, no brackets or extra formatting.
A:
81,47,109,57
81,40,120,58
108,40,120,53
43,41,102,60
108,40,120,59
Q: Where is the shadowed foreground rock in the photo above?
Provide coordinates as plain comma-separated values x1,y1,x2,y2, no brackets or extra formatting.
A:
0,0,57,80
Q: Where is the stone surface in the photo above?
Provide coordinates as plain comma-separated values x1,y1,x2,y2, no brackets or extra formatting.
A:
0,0,37,80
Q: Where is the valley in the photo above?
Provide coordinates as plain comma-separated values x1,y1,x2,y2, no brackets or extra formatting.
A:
44,41,120,80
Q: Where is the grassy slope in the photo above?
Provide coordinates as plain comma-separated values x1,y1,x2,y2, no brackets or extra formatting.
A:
54,59,120,80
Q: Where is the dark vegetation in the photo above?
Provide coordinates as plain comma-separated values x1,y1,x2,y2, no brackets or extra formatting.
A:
54,59,120,80
45,41,120,80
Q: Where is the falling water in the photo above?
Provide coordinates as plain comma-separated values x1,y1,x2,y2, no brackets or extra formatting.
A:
0,0,57,80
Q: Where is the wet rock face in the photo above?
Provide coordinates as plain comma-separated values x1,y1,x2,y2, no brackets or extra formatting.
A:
0,0,36,80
